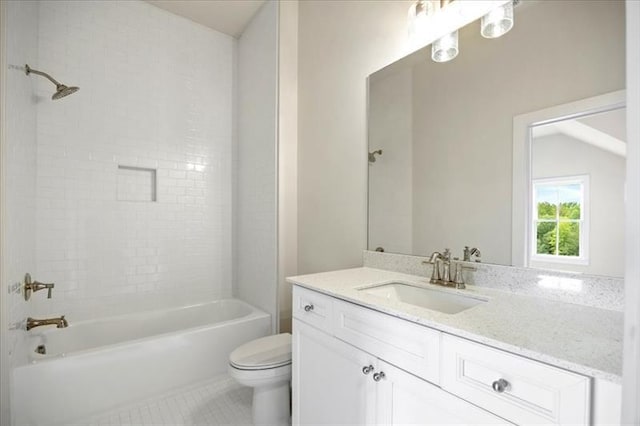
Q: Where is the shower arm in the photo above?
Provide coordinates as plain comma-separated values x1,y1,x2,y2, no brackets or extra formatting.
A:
25,64,62,87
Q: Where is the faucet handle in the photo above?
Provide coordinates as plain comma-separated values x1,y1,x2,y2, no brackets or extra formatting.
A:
23,274,55,301
443,248,451,261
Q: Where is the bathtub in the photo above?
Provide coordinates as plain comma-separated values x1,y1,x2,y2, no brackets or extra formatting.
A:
12,299,271,426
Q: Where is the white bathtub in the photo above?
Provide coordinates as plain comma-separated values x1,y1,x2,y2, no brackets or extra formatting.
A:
12,299,271,425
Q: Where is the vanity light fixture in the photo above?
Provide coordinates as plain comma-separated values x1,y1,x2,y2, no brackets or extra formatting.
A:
431,0,459,63
432,30,459,62
408,0,517,63
481,0,516,39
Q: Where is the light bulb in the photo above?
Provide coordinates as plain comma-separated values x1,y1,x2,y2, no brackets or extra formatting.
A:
481,1,514,39
432,30,458,62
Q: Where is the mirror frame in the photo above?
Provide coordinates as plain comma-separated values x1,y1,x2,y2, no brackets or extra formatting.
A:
511,89,626,271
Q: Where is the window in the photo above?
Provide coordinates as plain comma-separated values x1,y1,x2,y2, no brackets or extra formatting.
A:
531,176,589,264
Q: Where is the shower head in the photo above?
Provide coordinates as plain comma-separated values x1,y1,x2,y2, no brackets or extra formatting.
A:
368,149,383,163
25,64,79,100
53,84,79,100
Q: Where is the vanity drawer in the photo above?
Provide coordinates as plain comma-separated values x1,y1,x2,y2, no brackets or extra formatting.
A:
332,299,441,384
441,334,590,425
292,286,333,333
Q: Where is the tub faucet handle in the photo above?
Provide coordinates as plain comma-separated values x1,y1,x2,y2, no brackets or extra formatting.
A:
24,273,56,301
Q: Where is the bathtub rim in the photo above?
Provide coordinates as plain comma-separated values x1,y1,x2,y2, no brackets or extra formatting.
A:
25,298,270,363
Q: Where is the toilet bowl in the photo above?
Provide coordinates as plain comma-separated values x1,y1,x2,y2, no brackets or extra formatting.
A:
228,333,292,425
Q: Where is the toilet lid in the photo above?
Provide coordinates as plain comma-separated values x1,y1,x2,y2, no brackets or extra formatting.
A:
230,333,292,370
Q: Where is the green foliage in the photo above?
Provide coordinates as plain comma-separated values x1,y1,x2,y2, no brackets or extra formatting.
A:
536,222,556,255
559,202,581,220
537,202,556,219
536,220,580,257
558,222,580,256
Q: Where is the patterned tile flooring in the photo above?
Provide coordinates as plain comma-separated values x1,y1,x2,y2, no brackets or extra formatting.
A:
65,375,252,426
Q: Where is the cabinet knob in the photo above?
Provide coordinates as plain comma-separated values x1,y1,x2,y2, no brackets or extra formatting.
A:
303,304,314,312
492,378,510,393
362,365,374,375
373,372,386,382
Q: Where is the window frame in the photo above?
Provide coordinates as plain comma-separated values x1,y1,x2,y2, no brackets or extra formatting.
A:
530,175,590,265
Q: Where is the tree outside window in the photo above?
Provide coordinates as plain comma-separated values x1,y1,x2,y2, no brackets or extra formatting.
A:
532,177,589,264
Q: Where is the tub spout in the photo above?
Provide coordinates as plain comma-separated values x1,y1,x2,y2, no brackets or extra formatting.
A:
26,315,68,331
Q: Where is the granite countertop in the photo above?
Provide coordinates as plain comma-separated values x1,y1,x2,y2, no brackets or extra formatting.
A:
287,267,624,383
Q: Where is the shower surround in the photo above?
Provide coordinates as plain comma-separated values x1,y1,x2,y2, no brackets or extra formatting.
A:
32,0,235,319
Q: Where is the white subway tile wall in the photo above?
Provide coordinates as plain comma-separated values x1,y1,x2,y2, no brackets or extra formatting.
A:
33,1,235,319
4,0,39,374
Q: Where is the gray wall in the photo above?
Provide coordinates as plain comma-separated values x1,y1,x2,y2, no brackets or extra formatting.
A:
368,0,625,265
297,0,410,274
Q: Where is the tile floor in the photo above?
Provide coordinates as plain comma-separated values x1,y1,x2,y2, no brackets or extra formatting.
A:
65,375,252,426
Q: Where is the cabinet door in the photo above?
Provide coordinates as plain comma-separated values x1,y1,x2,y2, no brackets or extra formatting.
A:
293,319,377,425
375,361,512,425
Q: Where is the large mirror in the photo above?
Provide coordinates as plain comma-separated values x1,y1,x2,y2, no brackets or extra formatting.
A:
367,0,625,277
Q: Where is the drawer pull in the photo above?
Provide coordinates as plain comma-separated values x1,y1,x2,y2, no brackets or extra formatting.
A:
303,304,314,312
491,378,510,393
373,372,386,382
362,365,374,375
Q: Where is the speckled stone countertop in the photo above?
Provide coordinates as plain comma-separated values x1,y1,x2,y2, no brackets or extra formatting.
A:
287,267,623,384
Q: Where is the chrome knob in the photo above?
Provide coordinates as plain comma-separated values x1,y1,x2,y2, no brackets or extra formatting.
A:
373,372,386,382
362,365,374,375
303,304,314,312
492,378,509,393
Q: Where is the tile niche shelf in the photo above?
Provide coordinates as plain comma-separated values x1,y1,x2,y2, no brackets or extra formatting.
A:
117,165,157,202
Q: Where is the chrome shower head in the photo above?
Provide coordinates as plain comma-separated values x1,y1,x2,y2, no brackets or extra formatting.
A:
25,64,79,100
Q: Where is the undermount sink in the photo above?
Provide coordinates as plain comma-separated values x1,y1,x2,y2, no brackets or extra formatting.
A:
358,282,486,314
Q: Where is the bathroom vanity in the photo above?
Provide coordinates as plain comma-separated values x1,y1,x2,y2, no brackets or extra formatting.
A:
289,267,622,425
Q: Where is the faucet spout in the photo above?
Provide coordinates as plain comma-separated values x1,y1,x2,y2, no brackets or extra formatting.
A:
26,316,68,331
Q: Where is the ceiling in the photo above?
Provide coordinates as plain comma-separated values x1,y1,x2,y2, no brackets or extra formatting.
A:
146,0,266,38
533,108,627,157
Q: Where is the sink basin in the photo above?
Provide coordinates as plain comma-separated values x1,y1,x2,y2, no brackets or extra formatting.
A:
358,282,486,314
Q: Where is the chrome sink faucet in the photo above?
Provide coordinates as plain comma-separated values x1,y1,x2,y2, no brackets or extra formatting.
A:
26,316,68,331
423,248,469,289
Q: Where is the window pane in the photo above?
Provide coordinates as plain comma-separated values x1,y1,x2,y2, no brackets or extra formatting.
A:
559,202,581,219
536,221,556,255
558,222,580,256
537,202,556,219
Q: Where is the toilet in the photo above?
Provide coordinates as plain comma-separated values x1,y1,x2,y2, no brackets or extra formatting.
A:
228,333,292,425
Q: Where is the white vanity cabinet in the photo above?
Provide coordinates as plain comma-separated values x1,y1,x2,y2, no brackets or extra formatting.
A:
292,285,605,426
293,319,509,425
292,286,509,425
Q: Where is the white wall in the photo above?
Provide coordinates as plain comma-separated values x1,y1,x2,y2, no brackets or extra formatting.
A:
33,0,235,319
531,133,625,277
277,0,298,333
0,1,39,423
297,0,411,274
235,0,278,331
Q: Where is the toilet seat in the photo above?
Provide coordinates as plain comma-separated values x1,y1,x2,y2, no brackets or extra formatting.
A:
229,333,292,370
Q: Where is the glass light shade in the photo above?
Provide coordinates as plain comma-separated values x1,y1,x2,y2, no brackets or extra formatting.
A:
408,1,435,43
481,1,514,39
432,31,458,62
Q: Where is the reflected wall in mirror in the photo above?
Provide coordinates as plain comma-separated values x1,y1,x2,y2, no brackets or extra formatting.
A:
367,0,625,277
